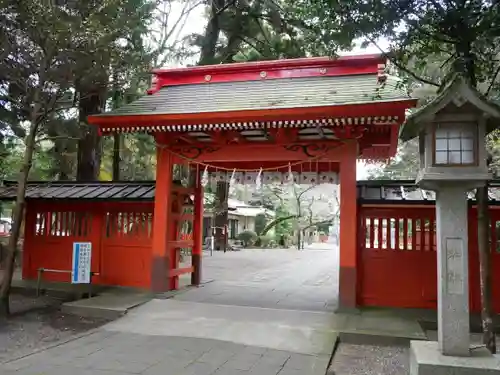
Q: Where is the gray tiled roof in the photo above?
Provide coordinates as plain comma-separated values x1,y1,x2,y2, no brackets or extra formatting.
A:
6,179,498,204
357,180,500,203
0,181,156,201
95,75,409,117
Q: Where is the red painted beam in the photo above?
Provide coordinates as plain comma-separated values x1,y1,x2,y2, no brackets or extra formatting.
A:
168,141,353,163
170,266,194,277
169,240,193,248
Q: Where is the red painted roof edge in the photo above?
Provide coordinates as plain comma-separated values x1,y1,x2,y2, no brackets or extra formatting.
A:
152,54,384,76
147,54,386,92
88,99,417,128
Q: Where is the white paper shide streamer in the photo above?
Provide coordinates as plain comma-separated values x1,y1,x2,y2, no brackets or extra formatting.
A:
255,168,263,191
201,166,209,187
229,169,236,195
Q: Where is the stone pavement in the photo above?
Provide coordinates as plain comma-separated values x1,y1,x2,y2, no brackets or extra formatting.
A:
2,331,330,374
0,247,338,374
177,248,338,312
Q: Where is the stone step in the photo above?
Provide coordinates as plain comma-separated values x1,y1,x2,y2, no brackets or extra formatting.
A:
61,292,152,319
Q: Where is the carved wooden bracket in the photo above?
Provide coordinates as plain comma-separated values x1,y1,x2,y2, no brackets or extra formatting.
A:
333,126,367,139
284,142,343,158
171,146,220,159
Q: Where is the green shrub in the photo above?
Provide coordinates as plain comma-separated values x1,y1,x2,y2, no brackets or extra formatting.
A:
258,235,275,248
238,230,258,247
276,233,292,248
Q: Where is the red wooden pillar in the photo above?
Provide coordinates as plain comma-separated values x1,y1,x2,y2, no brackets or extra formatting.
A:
151,143,174,292
170,193,180,290
192,172,203,285
338,141,358,310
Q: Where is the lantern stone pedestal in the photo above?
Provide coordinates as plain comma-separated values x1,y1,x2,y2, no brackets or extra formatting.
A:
410,341,500,375
409,184,500,375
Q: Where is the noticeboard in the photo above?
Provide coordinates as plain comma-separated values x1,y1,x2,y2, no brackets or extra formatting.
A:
72,242,92,284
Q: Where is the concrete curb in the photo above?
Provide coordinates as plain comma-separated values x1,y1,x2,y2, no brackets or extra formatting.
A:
337,331,426,347
154,279,215,299
325,335,341,375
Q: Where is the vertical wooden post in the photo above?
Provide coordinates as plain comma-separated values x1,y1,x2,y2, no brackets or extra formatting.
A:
338,141,358,311
151,141,173,292
192,171,203,285
170,191,180,291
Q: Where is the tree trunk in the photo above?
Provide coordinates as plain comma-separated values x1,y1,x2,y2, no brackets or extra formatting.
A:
0,119,38,316
53,141,71,180
214,181,229,251
112,133,121,181
198,0,225,65
77,87,106,181
477,184,496,353
458,44,496,353
111,72,121,181
213,181,227,251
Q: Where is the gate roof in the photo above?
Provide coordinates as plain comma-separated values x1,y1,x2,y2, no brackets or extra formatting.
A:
88,54,416,137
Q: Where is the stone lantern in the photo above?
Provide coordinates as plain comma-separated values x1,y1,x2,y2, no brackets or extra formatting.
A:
403,77,496,189
399,75,500,374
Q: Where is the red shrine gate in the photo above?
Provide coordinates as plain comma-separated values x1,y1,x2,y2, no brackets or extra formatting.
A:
86,54,416,309
0,54,418,310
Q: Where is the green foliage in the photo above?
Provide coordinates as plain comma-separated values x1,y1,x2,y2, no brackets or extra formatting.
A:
254,213,267,235
191,0,327,66
0,0,160,182
316,222,330,234
100,133,156,180
257,235,275,248
368,139,420,180
275,203,294,236
238,230,258,248
288,1,499,180
292,0,500,89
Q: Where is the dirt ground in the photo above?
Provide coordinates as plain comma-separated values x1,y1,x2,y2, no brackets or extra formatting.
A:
0,294,110,362
330,343,409,375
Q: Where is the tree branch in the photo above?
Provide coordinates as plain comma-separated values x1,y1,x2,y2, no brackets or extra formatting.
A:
301,218,334,231
366,37,440,87
36,135,81,143
486,64,500,97
212,0,237,18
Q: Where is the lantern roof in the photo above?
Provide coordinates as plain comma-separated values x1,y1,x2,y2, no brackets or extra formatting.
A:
400,75,500,141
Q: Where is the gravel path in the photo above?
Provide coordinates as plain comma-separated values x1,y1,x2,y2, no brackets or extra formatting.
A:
0,294,110,362
330,343,409,375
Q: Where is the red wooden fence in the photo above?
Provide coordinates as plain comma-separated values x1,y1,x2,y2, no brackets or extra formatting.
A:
358,205,500,312
23,201,154,289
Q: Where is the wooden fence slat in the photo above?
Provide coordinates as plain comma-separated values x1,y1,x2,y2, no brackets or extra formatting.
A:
403,217,409,250
369,217,374,249
420,218,425,251
377,217,383,250
395,217,400,250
